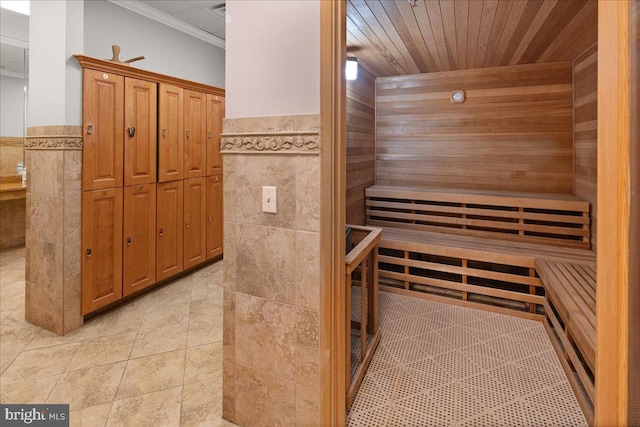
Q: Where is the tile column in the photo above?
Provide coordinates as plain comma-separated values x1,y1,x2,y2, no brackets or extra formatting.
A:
24,1,84,334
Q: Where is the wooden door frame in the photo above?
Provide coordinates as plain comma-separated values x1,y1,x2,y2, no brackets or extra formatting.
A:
596,1,633,425
320,0,347,425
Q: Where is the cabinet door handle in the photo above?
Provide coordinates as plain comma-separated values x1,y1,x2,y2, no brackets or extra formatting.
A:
186,221,190,230
86,248,92,257
208,215,212,222
208,131,212,139
186,130,190,138
128,127,136,137
126,237,132,246
87,124,94,135
159,228,163,236
162,129,167,137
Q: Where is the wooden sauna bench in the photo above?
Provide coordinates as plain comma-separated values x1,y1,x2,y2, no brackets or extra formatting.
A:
366,185,593,318
536,259,596,424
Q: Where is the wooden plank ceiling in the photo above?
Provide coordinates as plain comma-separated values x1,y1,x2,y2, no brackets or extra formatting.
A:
347,0,598,77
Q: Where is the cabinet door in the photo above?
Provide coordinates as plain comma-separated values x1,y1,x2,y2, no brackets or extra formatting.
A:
82,69,124,190
124,78,157,186
123,183,156,296
206,95,224,176
206,174,223,259
184,90,207,178
156,181,184,281
158,84,184,182
82,188,123,315
184,177,207,269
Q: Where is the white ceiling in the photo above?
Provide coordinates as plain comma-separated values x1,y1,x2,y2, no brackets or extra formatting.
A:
138,0,226,40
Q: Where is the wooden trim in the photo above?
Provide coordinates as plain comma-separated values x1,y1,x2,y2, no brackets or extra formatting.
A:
596,1,631,425
74,55,225,97
320,1,347,426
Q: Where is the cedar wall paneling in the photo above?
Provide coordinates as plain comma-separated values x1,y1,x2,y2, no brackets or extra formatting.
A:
375,62,574,194
574,44,597,252
346,66,376,225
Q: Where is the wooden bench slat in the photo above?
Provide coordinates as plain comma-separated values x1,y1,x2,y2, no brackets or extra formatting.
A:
367,208,589,236
366,199,590,225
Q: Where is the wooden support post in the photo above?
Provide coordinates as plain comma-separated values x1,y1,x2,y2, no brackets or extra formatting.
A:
529,268,536,313
461,203,467,229
404,251,409,290
367,248,379,335
462,259,468,301
360,258,367,363
519,207,525,236
345,270,352,390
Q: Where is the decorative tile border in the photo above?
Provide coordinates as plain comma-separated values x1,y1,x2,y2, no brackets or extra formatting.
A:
25,136,83,150
0,137,24,147
221,131,320,154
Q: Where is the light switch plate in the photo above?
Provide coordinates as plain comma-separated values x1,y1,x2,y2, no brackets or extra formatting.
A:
262,186,277,213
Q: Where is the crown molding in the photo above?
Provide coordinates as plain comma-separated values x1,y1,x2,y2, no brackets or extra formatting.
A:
0,69,25,79
107,0,225,50
0,35,29,50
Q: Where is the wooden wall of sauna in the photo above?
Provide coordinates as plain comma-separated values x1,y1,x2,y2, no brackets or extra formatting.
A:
346,65,376,225
374,62,574,194
574,44,598,252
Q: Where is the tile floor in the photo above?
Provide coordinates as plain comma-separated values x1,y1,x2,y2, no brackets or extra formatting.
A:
0,246,234,427
348,290,588,427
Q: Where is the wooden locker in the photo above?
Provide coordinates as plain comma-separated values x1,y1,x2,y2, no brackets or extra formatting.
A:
123,183,156,296
184,90,207,178
158,84,184,182
82,188,123,315
124,78,157,186
184,177,207,269
156,181,184,281
206,95,224,176
206,174,223,259
82,69,124,190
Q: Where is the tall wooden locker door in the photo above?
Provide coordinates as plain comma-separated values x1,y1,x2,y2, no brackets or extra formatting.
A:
158,84,184,182
124,78,157,186
206,95,224,176
156,181,184,281
184,177,207,269
82,69,124,190
184,90,207,178
82,188,123,315
123,183,156,296
206,175,223,259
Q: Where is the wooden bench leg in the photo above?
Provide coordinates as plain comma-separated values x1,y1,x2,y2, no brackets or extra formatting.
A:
529,268,536,313
345,272,352,389
462,259,468,301
360,258,367,363
367,249,378,335
404,250,409,290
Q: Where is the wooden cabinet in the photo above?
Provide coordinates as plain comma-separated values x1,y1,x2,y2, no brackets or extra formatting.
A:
82,69,124,191
156,181,184,281
184,90,207,178
81,188,123,315
207,175,223,259
184,177,207,269
123,184,156,296
206,95,225,176
124,78,157,186
78,56,224,315
158,84,184,182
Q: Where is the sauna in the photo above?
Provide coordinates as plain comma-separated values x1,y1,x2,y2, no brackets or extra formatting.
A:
343,0,600,425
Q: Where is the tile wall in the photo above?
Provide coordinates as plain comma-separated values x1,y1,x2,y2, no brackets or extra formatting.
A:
222,114,321,427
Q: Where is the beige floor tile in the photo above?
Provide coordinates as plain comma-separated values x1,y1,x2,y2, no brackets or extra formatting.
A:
66,332,137,372
107,386,182,427
139,299,191,332
69,402,112,427
1,280,25,298
131,322,188,359
180,381,222,427
190,274,222,302
1,309,41,356
116,349,186,399
25,326,88,351
0,351,18,374
184,343,222,385
189,298,222,324
82,304,145,340
47,361,127,410
0,294,23,313
0,373,60,403
187,319,223,348
2,341,80,384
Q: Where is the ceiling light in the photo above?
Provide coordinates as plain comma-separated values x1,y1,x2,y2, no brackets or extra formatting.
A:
346,57,358,81
0,0,29,15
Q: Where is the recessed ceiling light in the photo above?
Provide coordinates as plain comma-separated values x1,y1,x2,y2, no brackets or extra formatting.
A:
0,0,30,15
